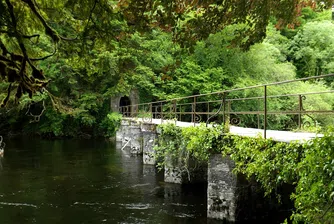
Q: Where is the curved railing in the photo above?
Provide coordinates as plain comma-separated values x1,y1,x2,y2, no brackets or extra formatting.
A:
119,74,334,138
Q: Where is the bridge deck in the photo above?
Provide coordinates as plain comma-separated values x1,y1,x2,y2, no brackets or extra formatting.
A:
124,118,322,143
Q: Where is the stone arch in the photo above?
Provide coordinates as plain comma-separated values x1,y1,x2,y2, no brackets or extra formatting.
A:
110,89,139,115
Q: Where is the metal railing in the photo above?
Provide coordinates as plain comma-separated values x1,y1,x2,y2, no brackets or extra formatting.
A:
119,74,334,138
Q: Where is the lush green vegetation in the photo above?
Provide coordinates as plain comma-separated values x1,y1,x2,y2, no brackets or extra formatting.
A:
154,123,334,223
0,1,333,137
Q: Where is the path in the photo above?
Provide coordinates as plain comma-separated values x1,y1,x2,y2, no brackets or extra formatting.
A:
124,118,322,143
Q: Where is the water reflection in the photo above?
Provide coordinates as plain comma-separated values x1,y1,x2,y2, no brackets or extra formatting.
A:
0,137,206,224
0,156,3,170
0,135,5,160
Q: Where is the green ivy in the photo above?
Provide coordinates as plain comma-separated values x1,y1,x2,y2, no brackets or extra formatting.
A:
99,112,122,138
292,126,334,223
154,123,334,223
154,124,184,170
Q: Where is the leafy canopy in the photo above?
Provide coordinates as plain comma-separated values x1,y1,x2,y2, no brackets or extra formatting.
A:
1,0,333,105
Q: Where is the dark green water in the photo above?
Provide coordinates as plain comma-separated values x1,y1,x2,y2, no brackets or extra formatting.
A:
0,138,206,224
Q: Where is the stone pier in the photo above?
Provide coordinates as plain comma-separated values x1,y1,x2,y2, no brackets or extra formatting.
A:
164,155,208,184
206,154,282,222
207,154,237,222
164,155,183,184
141,123,157,165
116,120,159,162
116,120,143,154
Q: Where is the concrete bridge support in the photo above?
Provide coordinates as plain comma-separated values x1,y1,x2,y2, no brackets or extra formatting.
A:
164,156,184,184
117,121,158,160
116,120,142,154
142,123,157,165
207,154,237,222
164,156,208,184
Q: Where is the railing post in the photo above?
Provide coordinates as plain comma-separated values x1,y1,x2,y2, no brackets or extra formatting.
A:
149,103,152,121
227,96,231,126
207,102,209,123
179,105,182,122
193,96,196,126
264,85,267,139
173,100,177,121
160,102,163,124
298,95,302,129
257,99,260,129
223,93,226,126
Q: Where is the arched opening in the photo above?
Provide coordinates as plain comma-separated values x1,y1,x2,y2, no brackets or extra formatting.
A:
119,96,131,116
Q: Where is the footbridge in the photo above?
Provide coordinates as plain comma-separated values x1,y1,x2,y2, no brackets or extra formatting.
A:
118,74,333,140
115,74,334,222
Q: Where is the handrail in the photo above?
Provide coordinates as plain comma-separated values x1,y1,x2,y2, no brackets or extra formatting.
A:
118,74,334,138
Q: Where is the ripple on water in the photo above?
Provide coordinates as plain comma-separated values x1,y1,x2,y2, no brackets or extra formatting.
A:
0,201,38,208
73,201,116,206
120,203,151,210
173,212,195,218
170,202,194,207
130,183,151,188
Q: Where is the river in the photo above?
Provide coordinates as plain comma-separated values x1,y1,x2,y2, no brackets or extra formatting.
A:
0,137,207,223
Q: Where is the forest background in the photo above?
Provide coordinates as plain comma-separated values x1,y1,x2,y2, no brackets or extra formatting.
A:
0,0,333,138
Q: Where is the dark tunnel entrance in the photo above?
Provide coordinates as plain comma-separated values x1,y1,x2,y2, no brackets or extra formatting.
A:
119,96,131,116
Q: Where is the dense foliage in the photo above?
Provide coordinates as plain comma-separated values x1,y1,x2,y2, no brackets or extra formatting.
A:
2,0,330,105
0,1,333,137
155,123,334,223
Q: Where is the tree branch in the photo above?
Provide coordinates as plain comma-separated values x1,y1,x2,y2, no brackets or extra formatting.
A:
0,55,12,63
21,0,60,42
86,0,98,29
27,100,46,123
0,30,9,34
5,0,30,61
321,198,334,220
22,0,78,41
22,33,40,39
0,30,40,40
30,48,57,61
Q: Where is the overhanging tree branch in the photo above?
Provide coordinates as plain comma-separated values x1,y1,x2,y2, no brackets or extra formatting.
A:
22,33,40,39
21,0,77,42
1,0,50,106
21,0,60,43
